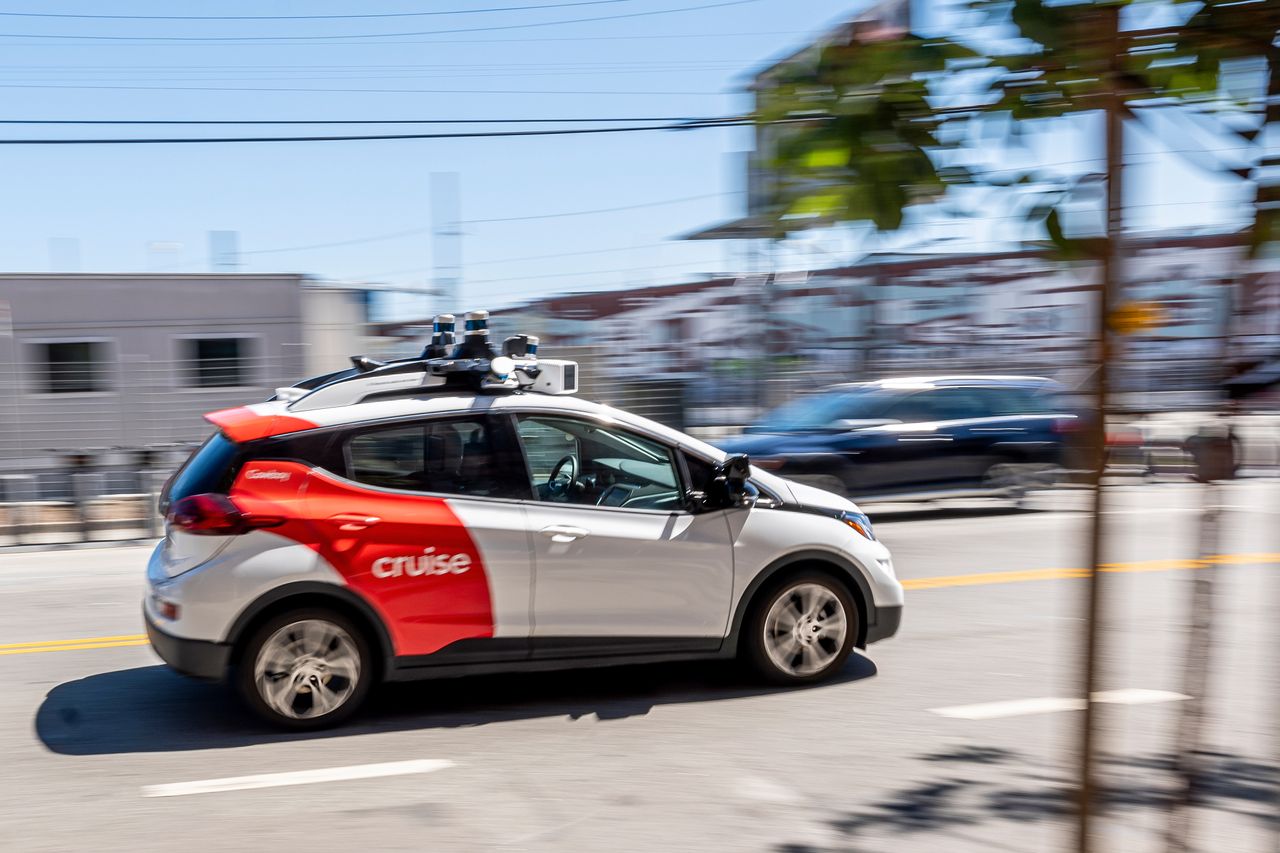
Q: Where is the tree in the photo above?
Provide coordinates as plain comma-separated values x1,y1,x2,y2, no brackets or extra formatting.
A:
754,3,1280,851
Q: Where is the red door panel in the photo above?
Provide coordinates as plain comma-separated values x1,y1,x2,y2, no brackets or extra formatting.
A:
231,461,495,656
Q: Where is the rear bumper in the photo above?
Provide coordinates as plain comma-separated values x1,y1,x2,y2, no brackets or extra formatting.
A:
865,604,902,645
145,610,231,682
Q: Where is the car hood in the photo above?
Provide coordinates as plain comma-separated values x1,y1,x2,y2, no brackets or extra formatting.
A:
743,467,858,514
780,478,859,513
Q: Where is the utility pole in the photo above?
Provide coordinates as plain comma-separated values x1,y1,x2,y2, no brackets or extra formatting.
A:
209,230,241,272
431,172,462,316
1076,6,1124,852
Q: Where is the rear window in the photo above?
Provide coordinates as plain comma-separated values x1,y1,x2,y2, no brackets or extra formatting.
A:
163,434,240,510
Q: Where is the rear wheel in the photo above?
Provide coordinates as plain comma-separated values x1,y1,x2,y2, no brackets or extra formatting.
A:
743,573,858,684
984,461,1057,507
237,609,373,730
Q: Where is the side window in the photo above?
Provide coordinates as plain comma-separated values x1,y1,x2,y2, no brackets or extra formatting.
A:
516,415,682,511
251,431,341,473
930,389,986,421
966,387,1054,416
344,416,529,499
517,417,578,483
683,453,717,496
890,389,986,422
885,392,937,423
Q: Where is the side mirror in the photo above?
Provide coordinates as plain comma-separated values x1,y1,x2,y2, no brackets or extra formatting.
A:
713,453,752,508
687,454,752,512
720,453,750,488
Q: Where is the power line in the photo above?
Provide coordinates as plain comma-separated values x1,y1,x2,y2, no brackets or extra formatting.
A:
0,31,809,48
0,67,744,83
465,191,739,224
0,115,714,126
0,117,764,145
0,1,630,21
0,60,749,71
0,0,760,42
242,192,738,256
242,227,434,256
0,82,721,96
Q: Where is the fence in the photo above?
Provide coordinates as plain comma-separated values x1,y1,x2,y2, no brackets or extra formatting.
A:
0,345,1276,546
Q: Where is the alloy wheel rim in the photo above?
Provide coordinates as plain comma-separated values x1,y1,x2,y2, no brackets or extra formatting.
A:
254,619,361,720
763,582,847,677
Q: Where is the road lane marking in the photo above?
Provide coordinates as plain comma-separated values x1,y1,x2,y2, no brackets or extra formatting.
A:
0,636,149,653
141,759,455,798
900,552,1280,591
0,636,149,656
0,633,148,650
7,552,1280,656
930,689,1190,720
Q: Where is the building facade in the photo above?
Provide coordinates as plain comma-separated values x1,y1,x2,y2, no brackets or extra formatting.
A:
0,273,370,477
493,233,1279,418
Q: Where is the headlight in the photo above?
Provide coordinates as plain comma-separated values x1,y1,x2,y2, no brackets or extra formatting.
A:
837,510,875,541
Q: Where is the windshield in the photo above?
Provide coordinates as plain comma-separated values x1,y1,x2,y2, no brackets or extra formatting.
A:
755,388,899,431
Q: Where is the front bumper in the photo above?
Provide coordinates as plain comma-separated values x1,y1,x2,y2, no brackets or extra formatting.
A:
145,609,231,682
865,604,902,645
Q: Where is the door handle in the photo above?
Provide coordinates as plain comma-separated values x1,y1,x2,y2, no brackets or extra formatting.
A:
540,524,589,543
329,513,382,532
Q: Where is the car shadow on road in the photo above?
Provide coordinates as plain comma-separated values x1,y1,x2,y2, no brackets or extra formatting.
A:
35,653,878,756
867,504,1039,524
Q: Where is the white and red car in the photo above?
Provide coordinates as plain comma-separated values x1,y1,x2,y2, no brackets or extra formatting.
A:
145,327,902,728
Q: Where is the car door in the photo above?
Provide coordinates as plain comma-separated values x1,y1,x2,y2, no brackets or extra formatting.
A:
512,412,734,656
868,388,986,491
295,414,536,660
962,386,1066,472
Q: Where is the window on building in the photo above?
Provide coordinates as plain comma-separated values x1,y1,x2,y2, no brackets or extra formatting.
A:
183,337,253,388
34,341,109,393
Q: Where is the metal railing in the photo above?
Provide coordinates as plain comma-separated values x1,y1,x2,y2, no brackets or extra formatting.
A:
0,346,1275,547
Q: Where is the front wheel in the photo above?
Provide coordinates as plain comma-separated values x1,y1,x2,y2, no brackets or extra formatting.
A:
237,609,373,730
743,574,858,684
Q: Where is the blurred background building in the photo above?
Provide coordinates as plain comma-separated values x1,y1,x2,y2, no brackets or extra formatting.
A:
0,272,371,497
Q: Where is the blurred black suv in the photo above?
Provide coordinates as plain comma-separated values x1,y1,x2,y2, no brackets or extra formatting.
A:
716,376,1079,502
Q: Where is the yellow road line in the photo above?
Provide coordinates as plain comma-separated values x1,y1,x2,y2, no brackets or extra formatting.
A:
902,552,1280,591
0,633,148,651
0,638,149,656
903,567,1090,590
4,552,1280,656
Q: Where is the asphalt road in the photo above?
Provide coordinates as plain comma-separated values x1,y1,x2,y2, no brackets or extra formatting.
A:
1,481,1277,853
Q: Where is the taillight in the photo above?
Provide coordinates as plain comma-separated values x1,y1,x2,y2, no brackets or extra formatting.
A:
754,458,786,471
1051,417,1081,434
1105,430,1143,447
167,493,283,536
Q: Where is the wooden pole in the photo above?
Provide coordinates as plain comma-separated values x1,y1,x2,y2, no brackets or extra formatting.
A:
1076,7,1123,852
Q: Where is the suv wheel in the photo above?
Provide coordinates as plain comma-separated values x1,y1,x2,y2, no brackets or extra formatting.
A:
238,609,373,729
744,573,858,684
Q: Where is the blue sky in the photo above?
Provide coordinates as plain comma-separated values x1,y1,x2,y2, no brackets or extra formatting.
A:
0,0,1255,318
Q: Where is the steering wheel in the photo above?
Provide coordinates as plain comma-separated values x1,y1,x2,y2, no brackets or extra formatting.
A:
547,455,578,498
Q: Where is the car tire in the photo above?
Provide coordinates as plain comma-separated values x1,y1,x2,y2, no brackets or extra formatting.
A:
984,461,1054,506
237,608,374,730
743,572,859,685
